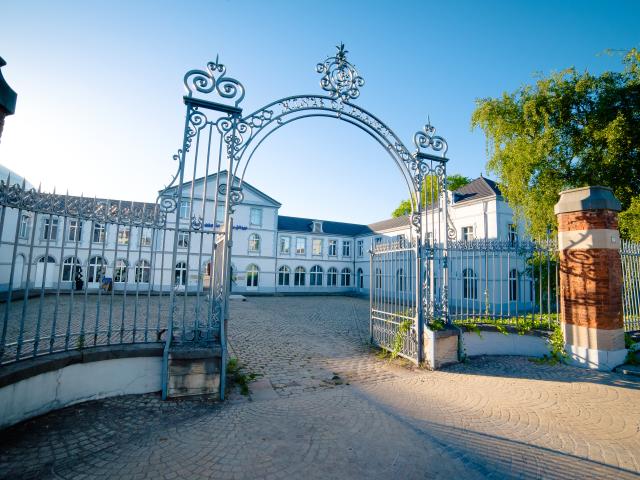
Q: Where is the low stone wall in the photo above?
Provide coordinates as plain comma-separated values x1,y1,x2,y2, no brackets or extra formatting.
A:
0,344,163,430
461,328,549,358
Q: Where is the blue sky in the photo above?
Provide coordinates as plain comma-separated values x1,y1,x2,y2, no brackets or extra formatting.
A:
1,0,638,224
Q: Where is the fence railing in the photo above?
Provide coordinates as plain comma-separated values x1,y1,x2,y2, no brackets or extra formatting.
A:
445,238,558,331
622,240,640,332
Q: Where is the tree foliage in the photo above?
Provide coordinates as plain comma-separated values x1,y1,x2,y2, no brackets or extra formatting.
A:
472,48,640,238
620,195,640,241
391,174,471,217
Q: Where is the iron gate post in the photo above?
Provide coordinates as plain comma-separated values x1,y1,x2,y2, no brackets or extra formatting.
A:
369,249,374,344
416,238,424,364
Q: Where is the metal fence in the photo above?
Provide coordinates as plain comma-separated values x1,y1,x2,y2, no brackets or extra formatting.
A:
447,238,559,330
622,240,640,332
0,178,225,366
370,239,418,360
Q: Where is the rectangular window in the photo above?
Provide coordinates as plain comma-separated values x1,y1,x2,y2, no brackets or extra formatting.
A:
139,228,152,247
312,238,322,256
357,239,364,257
179,200,190,219
117,227,130,245
296,237,306,255
178,231,189,248
508,224,518,244
42,218,59,241
279,236,291,255
342,241,351,257
92,223,105,243
67,219,82,242
374,237,382,246
328,239,337,256
19,215,30,239
250,208,263,227
462,226,474,242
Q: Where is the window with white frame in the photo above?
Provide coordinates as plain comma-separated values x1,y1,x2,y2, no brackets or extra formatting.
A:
327,267,338,286
278,265,290,286
375,268,382,289
374,236,382,246
178,231,189,248
139,228,152,247
250,208,263,227
114,260,128,283
312,221,323,233
462,226,474,242
117,226,130,245
396,268,406,292
312,238,322,256
92,223,105,243
328,239,337,256
62,257,81,282
279,236,290,255
294,266,305,286
463,268,478,299
357,268,364,289
357,239,364,257
179,200,190,219
342,241,351,257
67,219,82,242
508,224,518,244
88,256,106,283
42,218,58,241
19,215,30,239
341,268,351,287
135,260,150,283
296,237,306,255
248,233,261,253
174,261,187,286
509,269,519,301
246,264,259,287
310,265,323,286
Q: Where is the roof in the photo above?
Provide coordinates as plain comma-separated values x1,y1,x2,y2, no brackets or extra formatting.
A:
162,170,282,207
278,216,368,235
452,176,502,204
366,215,410,233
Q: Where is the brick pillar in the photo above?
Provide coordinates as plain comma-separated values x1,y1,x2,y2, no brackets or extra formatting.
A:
554,186,627,371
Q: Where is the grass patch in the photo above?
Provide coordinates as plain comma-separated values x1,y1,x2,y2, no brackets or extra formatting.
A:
226,357,261,396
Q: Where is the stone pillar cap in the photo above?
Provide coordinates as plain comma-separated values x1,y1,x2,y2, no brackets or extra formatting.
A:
554,186,621,215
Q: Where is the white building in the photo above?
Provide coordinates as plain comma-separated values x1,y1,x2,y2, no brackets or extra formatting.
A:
0,166,536,313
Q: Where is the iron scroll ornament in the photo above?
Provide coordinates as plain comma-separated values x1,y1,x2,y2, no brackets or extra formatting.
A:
316,43,365,102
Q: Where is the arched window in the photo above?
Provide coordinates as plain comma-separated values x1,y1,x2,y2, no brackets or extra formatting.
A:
88,256,106,283
246,264,259,287
294,266,306,286
463,268,477,299
114,260,128,283
248,233,261,253
135,260,151,283
175,261,187,286
278,265,290,286
375,268,382,289
62,256,81,282
396,268,406,292
310,265,323,286
509,268,519,301
327,267,338,286
341,268,351,287
357,268,364,289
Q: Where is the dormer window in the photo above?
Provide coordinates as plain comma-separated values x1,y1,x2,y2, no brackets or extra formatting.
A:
312,221,323,233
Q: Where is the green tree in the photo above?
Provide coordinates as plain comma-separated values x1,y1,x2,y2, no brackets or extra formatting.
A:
391,174,471,217
620,195,640,241
472,48,640,239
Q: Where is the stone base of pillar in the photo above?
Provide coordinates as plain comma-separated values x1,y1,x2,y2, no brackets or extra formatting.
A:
167,345,222,398
562,322,627,371
423,328,459,370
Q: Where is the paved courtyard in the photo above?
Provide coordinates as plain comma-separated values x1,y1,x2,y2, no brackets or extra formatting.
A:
1,295,640,479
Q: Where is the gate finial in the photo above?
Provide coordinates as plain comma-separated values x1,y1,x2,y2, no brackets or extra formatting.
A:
316,43,365,102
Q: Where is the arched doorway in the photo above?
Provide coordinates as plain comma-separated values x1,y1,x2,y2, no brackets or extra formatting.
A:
34,255,56,289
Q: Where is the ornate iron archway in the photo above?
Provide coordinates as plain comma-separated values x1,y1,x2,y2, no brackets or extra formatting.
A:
162,44,451,388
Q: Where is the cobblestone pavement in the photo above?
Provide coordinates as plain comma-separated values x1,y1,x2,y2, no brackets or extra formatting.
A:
1,295,640,479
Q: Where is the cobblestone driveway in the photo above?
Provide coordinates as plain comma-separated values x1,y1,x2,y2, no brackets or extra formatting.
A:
1,296,640,479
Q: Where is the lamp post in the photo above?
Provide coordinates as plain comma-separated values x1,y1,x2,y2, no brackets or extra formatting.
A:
0,56,17,142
